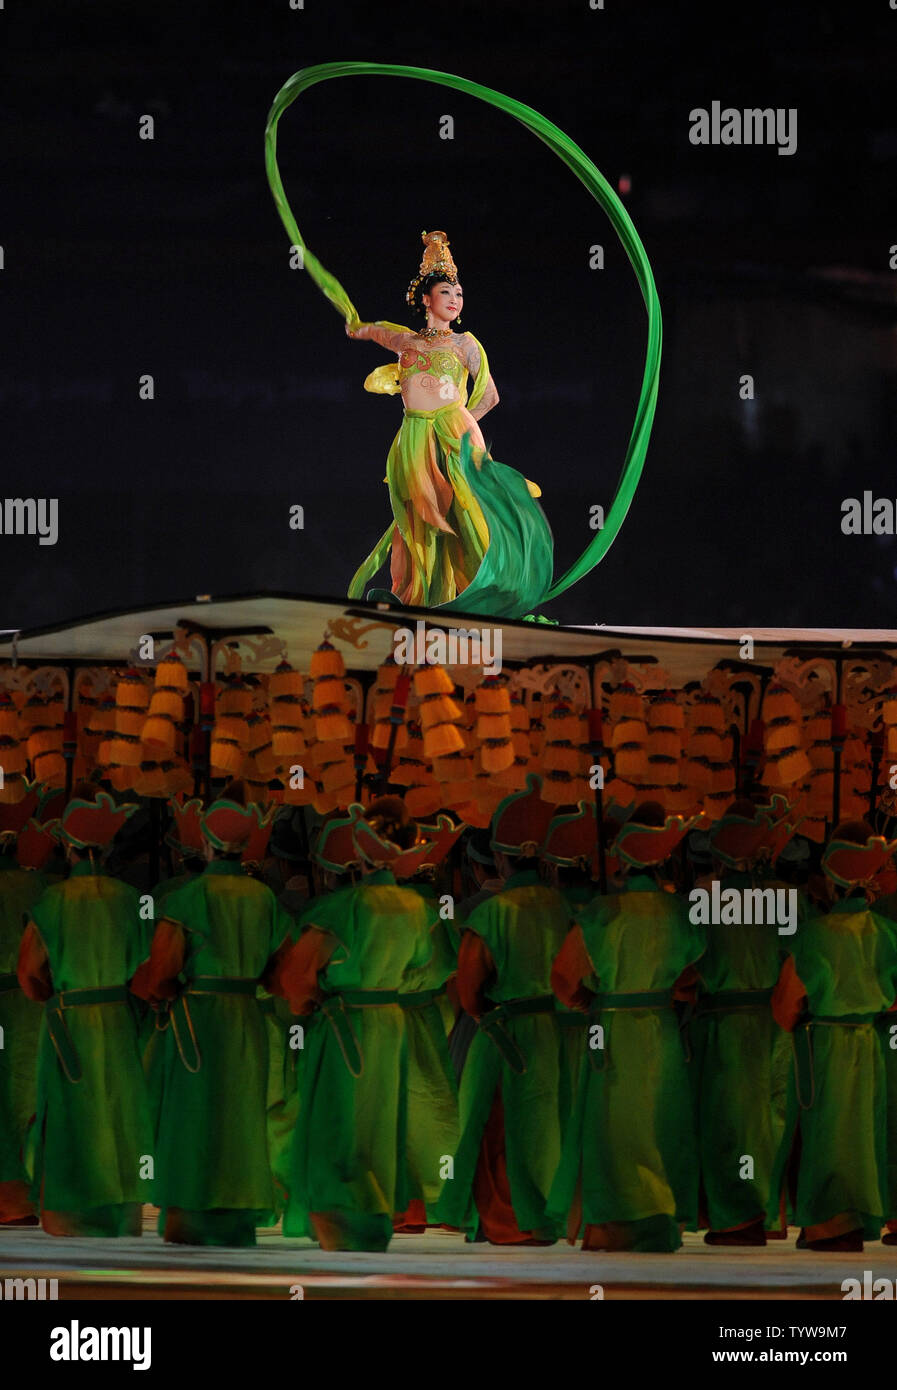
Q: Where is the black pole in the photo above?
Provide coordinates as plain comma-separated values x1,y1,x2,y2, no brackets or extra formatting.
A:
831,656,845,831
594,776,607,894
731,723,741,797
588,695,608,894
380,674,411,789
63,662,77,798
148,796,161,887
832,743,842,828
869,735,883,822
202,727,212,802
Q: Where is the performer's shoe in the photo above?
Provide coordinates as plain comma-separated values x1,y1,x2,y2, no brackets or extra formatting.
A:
0,1214,39,1227
805,1230,864,1252
881,1232,897,1245
393,1200,428,1234
704,1221,766,1246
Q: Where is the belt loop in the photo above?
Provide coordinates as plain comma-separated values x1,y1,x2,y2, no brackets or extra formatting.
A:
44,999,82,1084
478,1002,528,1075
170,997,202,1073
321,996,364,1078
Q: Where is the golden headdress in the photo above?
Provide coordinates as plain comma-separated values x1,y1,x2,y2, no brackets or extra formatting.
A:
405,229,459,308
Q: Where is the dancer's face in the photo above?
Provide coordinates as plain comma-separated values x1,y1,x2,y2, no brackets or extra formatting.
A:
423,280,463,325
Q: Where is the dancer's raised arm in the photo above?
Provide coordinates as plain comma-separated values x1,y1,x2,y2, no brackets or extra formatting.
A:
346,322,411,353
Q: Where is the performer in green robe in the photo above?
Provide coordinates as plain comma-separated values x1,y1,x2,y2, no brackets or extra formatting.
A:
877,990,897,1245
692,796,801,1245
17,791,153,1237
138,793,207,1058
448,828,503,1082
241,800,303,1228
133,786,293,1246
769,821,897,1250
766,833,813,1176
542,801,604,1124
269,797,452,1251
262,809,361,1231
869,882,897,1243
373,812,464,1231
548,803,705,1252
0,789,48,1224
258,988,301,1226
434,775,572,1244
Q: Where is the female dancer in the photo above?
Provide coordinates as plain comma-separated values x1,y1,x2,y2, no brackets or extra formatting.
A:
346,230,552,612
266,64,663,621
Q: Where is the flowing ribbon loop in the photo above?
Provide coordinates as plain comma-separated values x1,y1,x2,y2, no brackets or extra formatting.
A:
265,62,661,609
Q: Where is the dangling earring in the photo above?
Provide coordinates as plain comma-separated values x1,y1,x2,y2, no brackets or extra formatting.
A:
456,313,462,325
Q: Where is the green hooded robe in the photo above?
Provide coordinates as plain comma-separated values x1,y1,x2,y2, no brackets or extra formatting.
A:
399,882,459,1221
144,861,294,1243
435,868,574,1239
689,868,791,1232
0,853,45,1198
548,876,706,1250
27,861,153,1230
556,881,600,1125
257,887,316,1226
768,898,897,1239
283,868,440,1250
870,892,897,1225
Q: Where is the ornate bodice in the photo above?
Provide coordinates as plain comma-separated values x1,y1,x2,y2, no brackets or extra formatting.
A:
398,346,467,390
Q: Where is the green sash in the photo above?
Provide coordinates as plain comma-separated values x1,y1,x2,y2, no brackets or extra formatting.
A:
587,990,674,1073
477,994,556,1075
44,985,130,1083
320,990,402,1078
696,987,774,1013
160,976,261,1074
792,1012,882,1111
399,987,445,1010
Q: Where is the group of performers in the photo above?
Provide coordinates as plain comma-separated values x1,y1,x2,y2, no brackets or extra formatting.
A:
2,773,897,1255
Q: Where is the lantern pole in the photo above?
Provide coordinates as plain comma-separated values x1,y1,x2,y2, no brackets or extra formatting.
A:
587,700,607,895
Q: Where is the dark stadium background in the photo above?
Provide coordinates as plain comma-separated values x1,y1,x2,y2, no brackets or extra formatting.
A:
3,0,895,630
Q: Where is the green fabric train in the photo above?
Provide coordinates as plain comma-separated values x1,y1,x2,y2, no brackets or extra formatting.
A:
265,61,662,620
